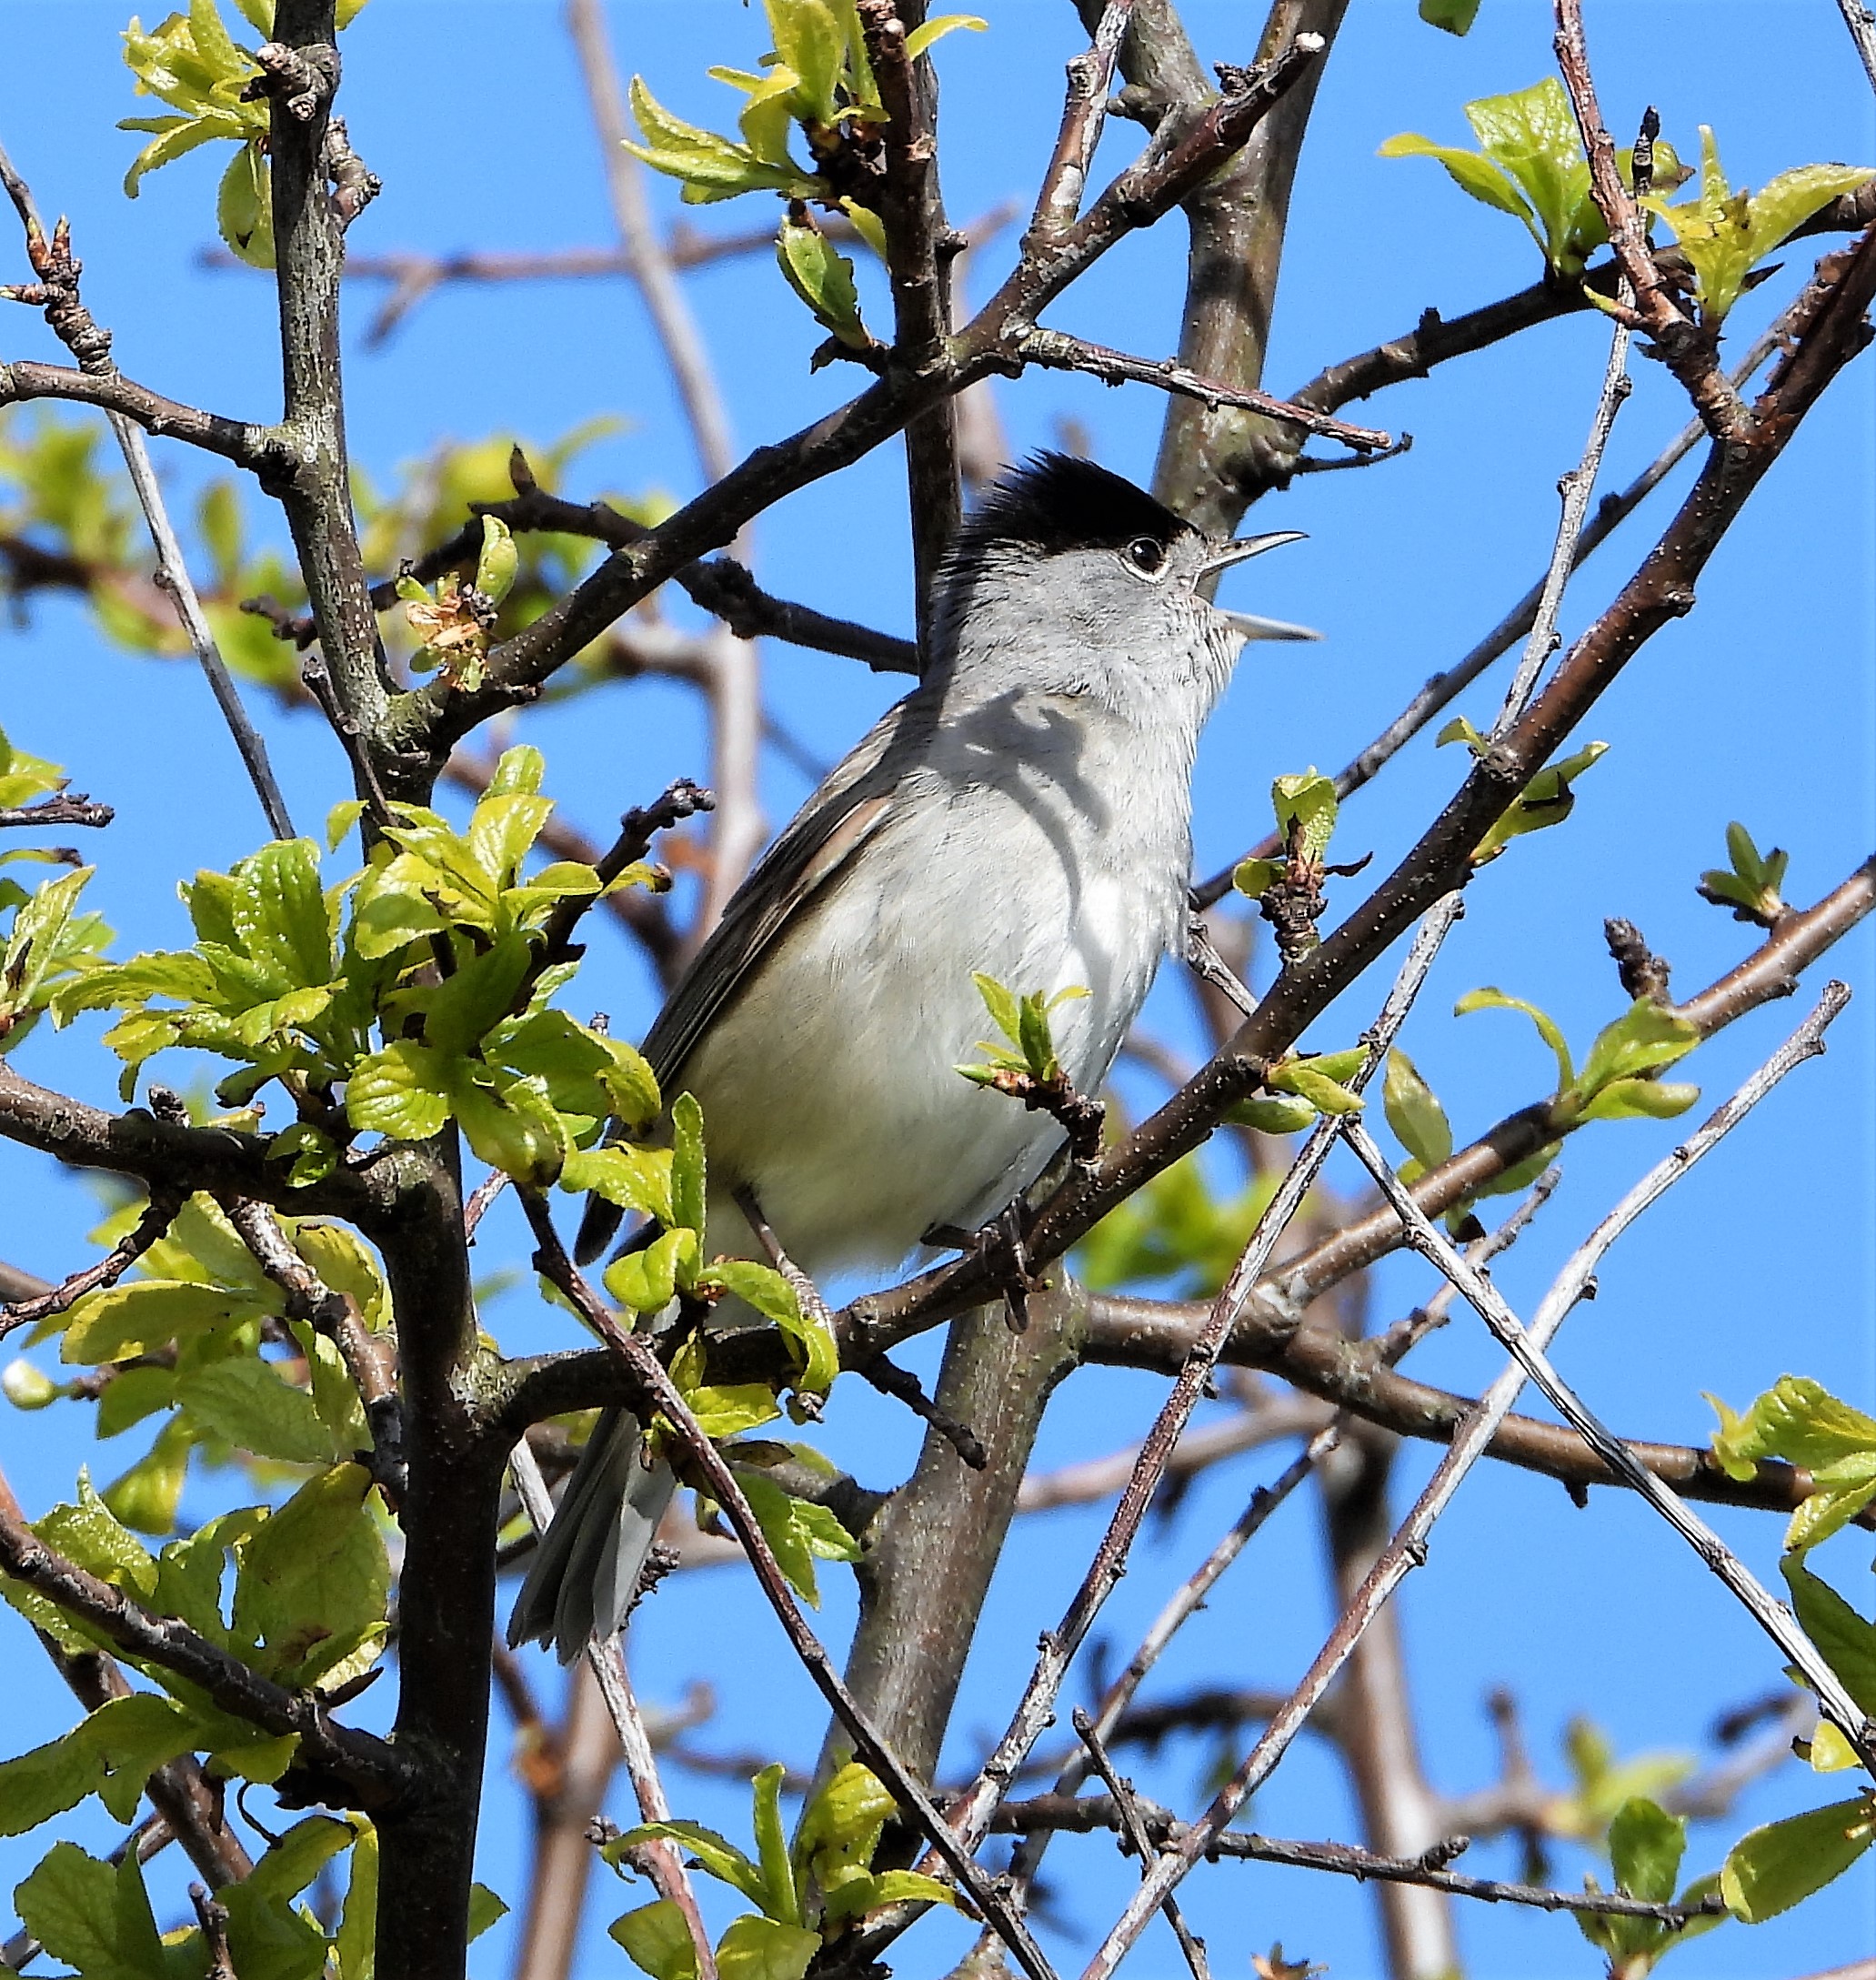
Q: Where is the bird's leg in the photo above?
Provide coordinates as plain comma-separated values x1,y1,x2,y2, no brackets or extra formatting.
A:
733,1185,838,1418
922,1201,1042,1334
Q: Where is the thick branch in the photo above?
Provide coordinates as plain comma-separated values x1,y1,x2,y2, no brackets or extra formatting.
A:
0,358,287,475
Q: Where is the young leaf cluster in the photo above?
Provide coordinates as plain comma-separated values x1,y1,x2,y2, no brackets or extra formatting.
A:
1228,1046,1367,1135
1380,77,1684,278
956,971,1088,1091
1572,1796,1723,1976
119,0,372,267
623,0,980,347
12,1816,500,1980
605,1760,953,1980
51,747,656,1189
1697,821,1789,929
1439,716,1607,864
587,1092,840,1424
1640,131,1874,326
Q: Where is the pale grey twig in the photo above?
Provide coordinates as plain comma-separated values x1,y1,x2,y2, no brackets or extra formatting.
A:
1836,0,1876,96
1072,1707,1209,1980
1490,303,1631,733
934,894,1464,1869
1079,984,1852,1980
508,1435,720,1980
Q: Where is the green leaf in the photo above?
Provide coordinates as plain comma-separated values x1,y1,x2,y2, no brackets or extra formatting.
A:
777,210,871,348
605,1228,696,1314
607,1819,767,1907
671,1090,707,1237
1383,1050,1452,1171
1223,1092,1319,1135
326,799,367,853
736,1468,858,1607
1270,768,1339,861
1379,132,1534,226
232,1462,389,1684
61,1279,265,1364
1782,1557,1876,1714
795,1759,896,1881
1721,1794,1876,1921
15,1843,177,1980
971,971,1022,1050
234,839,333,991
701,1260,837,1400
468,1885,508,1942
767,0,845,126
177,1355,346,1466
1707,1375,1876,1490
346,1040,453,1141
1574,1000,1699,1101
1578,1077,1700,1122
1455,986,1574,1092
104,1416,195,1534
1418,0,1481,32
1610,1796,1685,1905
820,1867,957,1925
336,1824,377,1980
626,75,815,205
1230,858,1281,900
2,866,95,1034
217,139,275,268
1645,129,1873,323
751,1761,799,1925
610,1900,700,1980
562,1143,674,1224
1473,740,1607,861
35,1472,157,1596
219,1814,354,1980
713,1914,820,1980
904,14,987,60
1266,1058,1364,1116
0,1724,107,1837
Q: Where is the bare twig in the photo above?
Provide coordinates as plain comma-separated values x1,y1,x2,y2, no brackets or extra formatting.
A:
1840,0,1876,92
1340,1027,1874,1767
934,897,1460,1872
1081,986,1854,1978
993,1796,1730,1925
0,793,113,830
509,1436,718,1980
0,140,294,838
517,1191,1060,1980
1554,1,1745,437
191,1885,236,1980
0,1186,183,1342
855,0,961,635
1194,323,1782,909
1073,1709,1209,1980
1015,327,1392,454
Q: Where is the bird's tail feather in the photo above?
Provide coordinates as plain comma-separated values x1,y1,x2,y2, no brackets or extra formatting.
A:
507,1407,677,1663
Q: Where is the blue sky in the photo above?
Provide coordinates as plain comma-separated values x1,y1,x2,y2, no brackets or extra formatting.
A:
1,4,1871,1975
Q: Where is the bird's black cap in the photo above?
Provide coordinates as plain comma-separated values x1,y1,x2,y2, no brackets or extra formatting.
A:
951,452,1195,568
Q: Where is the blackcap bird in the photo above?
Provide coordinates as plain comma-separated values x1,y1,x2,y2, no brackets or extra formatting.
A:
509,452,1310,1661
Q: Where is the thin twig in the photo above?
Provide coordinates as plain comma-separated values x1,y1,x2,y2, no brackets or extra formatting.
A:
1015,327,1392,453
508,1436,719,1980
0,140,294,838
1079,986,1854,1979
1194,322,1780,907
0,794,113,830
1490,283,1632,734
934,896,1461,1869
1553,1,1745,437
1340,1031,1874,1766
0,1186,183,1342
517,1191,1060,1980
1073,1709,1209,1980
1839,0,1876,92
993,1796,1731,1925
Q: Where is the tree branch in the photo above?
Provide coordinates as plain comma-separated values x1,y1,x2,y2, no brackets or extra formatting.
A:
0,1464,409,1810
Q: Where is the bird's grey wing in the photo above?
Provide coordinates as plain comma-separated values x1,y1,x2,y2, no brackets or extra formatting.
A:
641,784,896,1090
576,695,924,1265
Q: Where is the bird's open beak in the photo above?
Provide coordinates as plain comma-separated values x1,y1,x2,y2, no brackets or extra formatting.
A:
1199,531,1319,641
1197,529,1305,579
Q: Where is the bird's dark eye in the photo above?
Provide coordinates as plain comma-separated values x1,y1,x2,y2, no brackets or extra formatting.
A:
1125,537,1167,575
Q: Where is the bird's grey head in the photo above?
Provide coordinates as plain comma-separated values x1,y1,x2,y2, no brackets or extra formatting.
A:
926,452,1311,718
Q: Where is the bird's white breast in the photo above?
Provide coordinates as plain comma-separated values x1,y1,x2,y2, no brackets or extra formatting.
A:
682,690,1191,1279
